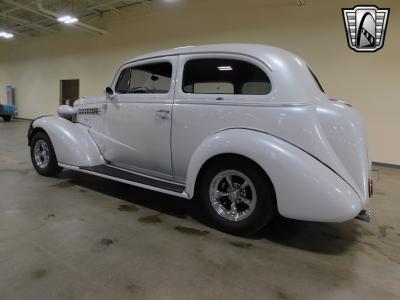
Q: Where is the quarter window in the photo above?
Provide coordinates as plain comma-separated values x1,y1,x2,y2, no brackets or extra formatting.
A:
129,62,172,94
182,58,271,95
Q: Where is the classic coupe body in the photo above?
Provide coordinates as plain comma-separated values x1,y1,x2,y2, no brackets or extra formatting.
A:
28,44,372,234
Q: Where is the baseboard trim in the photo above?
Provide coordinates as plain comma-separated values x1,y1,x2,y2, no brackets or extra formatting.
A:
372,161,400,169
14,117,33,121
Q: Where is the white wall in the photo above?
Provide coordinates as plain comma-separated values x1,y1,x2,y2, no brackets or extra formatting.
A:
0,0,399,164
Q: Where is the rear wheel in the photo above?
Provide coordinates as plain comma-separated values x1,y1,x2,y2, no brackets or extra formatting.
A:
30,131,62,176
197,157,276,235
2,115,11,122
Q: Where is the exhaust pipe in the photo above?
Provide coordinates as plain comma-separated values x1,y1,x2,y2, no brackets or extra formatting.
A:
356,209,371,222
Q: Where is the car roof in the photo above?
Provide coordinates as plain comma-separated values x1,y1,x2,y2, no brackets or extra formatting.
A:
124,43,297,71
120,43,326,103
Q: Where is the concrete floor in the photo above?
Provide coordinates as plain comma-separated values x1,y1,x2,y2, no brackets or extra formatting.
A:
0,119,399,300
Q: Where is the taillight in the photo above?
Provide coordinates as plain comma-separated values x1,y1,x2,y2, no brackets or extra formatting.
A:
368,179,373,197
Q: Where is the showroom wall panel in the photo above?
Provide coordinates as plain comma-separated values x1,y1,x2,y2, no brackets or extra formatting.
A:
0,0,399,164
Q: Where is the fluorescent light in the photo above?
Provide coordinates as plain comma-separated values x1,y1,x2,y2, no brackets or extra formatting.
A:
0,31,14,39
57,16,78,24
218,66,233,71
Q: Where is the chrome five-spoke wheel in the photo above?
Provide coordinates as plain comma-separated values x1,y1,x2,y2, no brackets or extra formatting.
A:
198,156,276,235
33,139,50,169
209,170,257,221
30,131,62,176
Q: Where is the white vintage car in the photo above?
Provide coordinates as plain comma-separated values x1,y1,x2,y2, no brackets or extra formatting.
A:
28,44,372,234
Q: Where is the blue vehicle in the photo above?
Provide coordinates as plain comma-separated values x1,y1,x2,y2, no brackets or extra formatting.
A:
0,104,16,122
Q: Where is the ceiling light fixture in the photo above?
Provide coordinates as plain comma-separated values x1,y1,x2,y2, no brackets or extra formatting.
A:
0,31,14,39
218,66,233,71
57,16,79,24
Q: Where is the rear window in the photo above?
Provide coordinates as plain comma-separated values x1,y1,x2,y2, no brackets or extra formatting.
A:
308,67,325,93
182,58,271,95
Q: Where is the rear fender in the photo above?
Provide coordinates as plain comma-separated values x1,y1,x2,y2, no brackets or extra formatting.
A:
186,129,362,222
30,116,105,167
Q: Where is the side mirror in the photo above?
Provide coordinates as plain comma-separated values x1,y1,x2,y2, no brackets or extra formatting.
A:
105,87,114,97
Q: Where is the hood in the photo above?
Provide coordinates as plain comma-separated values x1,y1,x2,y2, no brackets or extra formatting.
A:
74,96,105,106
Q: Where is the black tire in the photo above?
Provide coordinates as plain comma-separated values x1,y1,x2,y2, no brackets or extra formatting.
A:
3,115,11,122
197,157,276,235
30,131,63,176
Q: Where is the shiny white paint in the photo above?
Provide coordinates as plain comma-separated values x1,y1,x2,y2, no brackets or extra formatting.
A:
32,116,105,166
316,101,370,206
102,56,177,178
171,101,369,202
31,44,370,223
185,129,361,222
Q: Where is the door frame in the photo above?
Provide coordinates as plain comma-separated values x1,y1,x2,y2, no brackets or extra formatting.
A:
102,56,179,180
60,79,80,105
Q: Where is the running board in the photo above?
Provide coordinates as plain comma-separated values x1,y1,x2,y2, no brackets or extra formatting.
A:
58,163,188,198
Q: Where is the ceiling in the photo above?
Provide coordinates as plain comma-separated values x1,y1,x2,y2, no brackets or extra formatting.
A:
0,0,305,39
0,0,151,38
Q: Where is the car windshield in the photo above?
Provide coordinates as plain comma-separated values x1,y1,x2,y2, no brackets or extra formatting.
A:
308,67,325,93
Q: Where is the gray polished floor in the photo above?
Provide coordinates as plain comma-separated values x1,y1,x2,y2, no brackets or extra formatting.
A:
0,119,399,300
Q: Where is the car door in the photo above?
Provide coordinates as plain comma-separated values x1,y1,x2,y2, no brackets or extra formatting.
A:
172,54,273,182
102,56,177,178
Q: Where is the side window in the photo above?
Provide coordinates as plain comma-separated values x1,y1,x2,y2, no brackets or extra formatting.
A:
115,68,131,94
182,58,271,95
129,62,172,94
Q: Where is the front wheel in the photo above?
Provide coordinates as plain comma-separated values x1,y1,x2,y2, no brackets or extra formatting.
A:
30,131,62,176
2,115,11,122
197,157,276,235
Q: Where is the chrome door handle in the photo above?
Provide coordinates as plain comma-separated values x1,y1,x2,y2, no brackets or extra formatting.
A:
156,109,170,114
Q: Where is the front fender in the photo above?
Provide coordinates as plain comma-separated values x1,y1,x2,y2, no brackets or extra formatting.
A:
30,116,105,167
186,129,362,222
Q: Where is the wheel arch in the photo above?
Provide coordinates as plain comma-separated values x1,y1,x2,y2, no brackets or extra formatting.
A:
185,129,283,199
30,116,105,167
184,128,362,222
28,127,47,146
